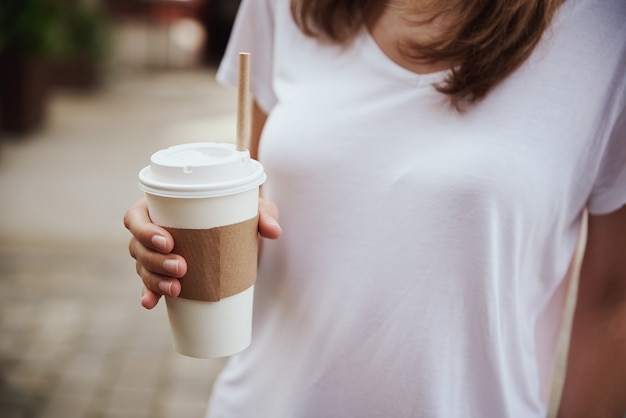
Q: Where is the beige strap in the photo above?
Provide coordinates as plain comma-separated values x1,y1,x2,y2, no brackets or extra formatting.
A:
165,215,259,302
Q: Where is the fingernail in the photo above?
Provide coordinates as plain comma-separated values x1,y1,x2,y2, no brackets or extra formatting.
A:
152,235,167,251
163,259,179,276
158,280,173,296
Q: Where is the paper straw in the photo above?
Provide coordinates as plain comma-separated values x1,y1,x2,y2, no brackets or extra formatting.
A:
236,52,251,152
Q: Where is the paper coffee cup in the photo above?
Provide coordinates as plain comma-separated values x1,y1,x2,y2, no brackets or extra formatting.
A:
138,142,266,358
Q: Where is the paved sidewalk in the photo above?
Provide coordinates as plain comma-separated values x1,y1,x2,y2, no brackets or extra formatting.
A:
0,69,237,418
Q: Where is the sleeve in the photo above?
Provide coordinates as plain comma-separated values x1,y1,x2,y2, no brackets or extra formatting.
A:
587,105,626,215
215,0,278,114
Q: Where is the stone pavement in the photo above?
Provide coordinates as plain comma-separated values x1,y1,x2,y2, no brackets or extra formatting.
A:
0,69,238,418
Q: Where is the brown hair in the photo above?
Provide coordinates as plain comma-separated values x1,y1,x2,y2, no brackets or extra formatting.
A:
291,0,565,109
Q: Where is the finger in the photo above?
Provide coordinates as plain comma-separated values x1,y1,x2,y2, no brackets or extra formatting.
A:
123,197,174,253
141,286,161,309
259,198,282,240
137,262,182,299
129,237,188,278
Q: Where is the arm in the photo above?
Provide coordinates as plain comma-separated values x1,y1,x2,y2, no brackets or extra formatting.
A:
557,205,626,417
124,99,280,309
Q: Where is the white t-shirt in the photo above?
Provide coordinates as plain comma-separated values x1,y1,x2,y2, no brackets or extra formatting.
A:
210,0,626,416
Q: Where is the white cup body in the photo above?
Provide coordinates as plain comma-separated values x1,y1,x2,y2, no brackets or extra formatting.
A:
146,187,260,358
164,286,254,358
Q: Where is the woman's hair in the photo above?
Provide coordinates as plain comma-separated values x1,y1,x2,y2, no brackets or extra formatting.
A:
291,0,565,110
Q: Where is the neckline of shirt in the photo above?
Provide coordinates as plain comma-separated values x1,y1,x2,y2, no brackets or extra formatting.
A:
358,27,451,88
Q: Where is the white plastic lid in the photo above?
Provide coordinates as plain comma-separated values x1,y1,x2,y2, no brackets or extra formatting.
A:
138,142,266,198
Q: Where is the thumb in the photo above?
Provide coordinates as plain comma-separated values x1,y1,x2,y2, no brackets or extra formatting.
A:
259,198,282,239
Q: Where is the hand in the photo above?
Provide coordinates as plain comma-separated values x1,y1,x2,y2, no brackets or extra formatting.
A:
123,197,282,309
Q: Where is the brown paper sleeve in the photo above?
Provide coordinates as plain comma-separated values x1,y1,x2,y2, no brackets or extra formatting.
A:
165,215,259,302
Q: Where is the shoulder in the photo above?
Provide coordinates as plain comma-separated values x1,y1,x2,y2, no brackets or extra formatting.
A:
554,0,626,52
529,0,626,108
234,0,287,24
227,0,301,45
216,0,295,112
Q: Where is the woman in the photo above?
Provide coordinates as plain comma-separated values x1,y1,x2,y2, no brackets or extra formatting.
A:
124,0,626,416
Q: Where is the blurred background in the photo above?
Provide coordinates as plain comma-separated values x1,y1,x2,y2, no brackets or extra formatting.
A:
0,0,242,416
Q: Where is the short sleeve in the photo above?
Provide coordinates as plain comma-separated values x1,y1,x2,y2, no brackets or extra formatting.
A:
216,0,278,114
587,106,626,215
